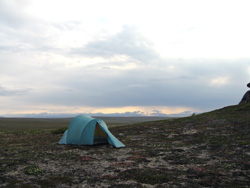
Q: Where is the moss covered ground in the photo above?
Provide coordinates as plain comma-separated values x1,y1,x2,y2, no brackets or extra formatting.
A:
0,104,250,187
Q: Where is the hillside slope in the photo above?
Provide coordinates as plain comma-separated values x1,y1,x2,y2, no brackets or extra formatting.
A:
111,103,250,187
1,104,250,187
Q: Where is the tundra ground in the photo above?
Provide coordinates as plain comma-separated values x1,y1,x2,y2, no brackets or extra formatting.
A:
1,104,250,187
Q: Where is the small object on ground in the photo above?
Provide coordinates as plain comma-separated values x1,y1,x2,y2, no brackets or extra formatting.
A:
58,115,125,148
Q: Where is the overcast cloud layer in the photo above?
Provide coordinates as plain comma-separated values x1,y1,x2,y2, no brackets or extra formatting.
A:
0,0,250,117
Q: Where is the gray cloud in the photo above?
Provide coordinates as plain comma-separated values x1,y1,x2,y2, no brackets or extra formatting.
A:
0,85,26,96
0,2,249,115
0,0,31,29
0,86,13,96
72,25,160,63
0,1,68,54
19,57,248,113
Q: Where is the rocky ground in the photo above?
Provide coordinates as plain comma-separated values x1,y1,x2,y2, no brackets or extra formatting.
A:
1,104,250,187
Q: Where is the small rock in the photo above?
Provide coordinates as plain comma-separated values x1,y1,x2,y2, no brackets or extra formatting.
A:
0,176,6,184
247,82,250,88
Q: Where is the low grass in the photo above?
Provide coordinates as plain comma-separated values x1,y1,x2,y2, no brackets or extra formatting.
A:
1,104,250,187
0,118,71,131
0,116,171,132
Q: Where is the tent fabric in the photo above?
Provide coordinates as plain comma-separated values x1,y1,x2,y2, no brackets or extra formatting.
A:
58,115,125,148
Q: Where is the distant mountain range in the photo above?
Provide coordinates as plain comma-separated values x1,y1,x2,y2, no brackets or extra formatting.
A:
0,111,195,118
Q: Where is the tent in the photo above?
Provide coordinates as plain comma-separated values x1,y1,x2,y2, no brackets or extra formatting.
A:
58,115,125,148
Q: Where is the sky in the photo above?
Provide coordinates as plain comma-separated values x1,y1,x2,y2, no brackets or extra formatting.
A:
0,0,250,117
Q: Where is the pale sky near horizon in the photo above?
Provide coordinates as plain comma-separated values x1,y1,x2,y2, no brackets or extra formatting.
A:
0,0,250,116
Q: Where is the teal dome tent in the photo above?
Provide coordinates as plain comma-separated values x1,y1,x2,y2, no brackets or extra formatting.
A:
58,115,125,148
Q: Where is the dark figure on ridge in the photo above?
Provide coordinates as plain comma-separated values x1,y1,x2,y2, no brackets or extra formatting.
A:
239,82,250,104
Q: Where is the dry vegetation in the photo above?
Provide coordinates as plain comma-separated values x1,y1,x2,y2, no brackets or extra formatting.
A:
0,104,250,187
